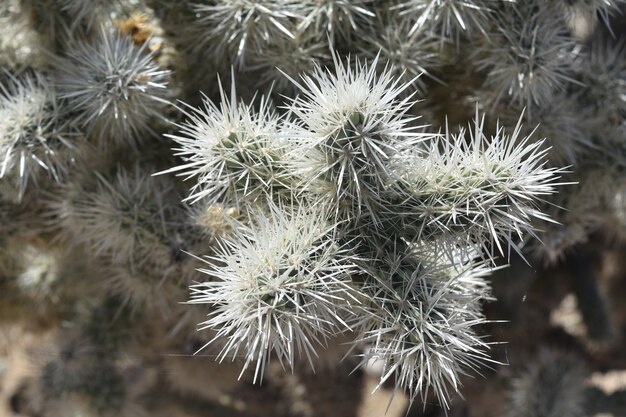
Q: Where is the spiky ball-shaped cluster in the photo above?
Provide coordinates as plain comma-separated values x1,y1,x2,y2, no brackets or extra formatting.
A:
190,205,358,381
163,77,292,206
54,27,170,147
394,0,496,40
296,0,375,43
359,16,442,95
477,3,579,113
390,112,565,254
357,249,493,407
577,40,626,126
285,55,429,220
48,161,202,313
0,72,75,200
51,164,177,263
192,0,297,69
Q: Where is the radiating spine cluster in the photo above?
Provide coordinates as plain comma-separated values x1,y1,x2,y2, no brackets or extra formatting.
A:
0,72,75,200
54,27,170,147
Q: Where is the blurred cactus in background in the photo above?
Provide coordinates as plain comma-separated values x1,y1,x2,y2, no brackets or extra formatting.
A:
2,1,626,417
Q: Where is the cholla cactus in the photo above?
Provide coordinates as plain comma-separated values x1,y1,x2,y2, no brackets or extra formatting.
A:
162,76,292,206
189,203,358,381
501,93,590,164
284,54,429,221
0,72,76,200
192,0,298,69
54,26,170,147
50,164,176,263
389,111,565,255
359,15,443,95
296,0,375,44
355,248,493,407
476,3,579,113
166,50,564,407
576,38,626,126
3,1,626,416
394,0,497,41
